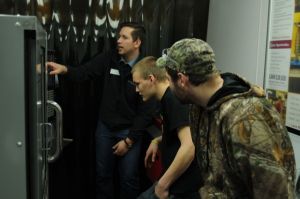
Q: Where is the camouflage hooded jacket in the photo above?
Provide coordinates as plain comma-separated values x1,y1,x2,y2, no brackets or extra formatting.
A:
190,73,295,199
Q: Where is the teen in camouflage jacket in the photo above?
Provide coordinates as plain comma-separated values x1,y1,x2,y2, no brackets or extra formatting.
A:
189,73,296,199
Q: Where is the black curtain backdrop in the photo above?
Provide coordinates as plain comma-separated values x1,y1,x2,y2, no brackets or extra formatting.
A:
0,0,209,198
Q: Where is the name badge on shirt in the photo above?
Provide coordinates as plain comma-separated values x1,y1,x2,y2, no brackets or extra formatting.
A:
110,68,120,76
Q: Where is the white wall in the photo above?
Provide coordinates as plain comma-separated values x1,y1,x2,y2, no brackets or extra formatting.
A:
206,0,300,181
290,133,300,178
206,0,269,86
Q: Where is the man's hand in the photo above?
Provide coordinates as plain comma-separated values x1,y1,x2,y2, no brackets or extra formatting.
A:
47,61,68,75
155,182,169,199
112,140,129,156
144,140,159,168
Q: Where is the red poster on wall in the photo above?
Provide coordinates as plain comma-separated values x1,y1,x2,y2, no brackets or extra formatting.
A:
265,0,300,134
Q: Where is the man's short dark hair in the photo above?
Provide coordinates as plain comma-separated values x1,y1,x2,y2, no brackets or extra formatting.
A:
166,67,179,82
166,67,209,86
117,22,146,46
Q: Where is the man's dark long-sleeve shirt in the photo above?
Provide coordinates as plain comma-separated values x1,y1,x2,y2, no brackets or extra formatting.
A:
65,51,157,142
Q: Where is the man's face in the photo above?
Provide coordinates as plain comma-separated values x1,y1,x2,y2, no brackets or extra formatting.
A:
117,27,139,56
132,70,154,101
167,73,191,104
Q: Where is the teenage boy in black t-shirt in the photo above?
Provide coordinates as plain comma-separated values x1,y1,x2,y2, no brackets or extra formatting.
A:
132,56,202,199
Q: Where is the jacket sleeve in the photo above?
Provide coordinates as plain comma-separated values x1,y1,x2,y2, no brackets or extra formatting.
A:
228,110,296,199
65,52,110,82
127,97,159,143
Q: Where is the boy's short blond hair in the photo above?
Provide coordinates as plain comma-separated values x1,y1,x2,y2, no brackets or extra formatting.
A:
132,56,167,82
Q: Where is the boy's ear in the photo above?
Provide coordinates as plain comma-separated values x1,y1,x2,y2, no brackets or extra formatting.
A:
148,74,155,82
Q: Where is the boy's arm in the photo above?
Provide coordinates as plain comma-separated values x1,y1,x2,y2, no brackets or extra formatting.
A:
156,126,195,197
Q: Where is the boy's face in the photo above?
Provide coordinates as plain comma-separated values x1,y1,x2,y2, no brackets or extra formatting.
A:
117,26,140,56
132,70,154,101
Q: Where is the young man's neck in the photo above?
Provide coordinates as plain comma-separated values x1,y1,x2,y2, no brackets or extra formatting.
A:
155,80,169,101
123,50,140,63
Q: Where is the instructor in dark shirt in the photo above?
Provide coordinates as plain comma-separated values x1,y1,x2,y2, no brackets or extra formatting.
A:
47,22,157,199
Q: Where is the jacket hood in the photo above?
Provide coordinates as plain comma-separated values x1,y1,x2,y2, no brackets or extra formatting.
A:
206,73,265,112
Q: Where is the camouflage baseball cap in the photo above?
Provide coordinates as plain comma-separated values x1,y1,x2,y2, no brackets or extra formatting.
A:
156,38,218,78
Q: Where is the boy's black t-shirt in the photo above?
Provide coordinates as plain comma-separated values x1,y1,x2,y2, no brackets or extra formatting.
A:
160,87,202,194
